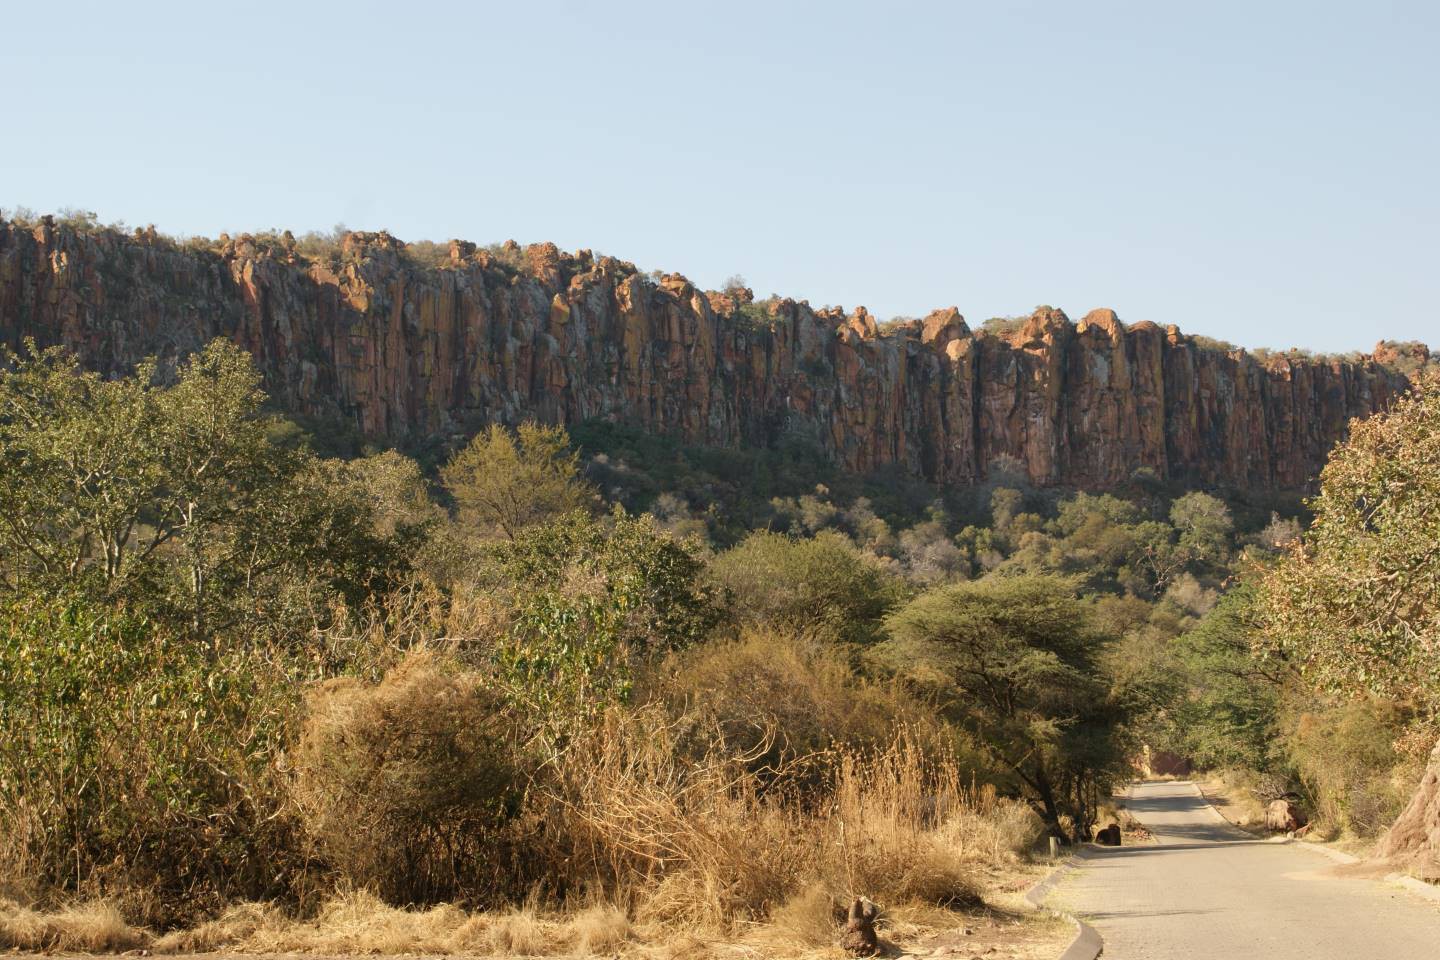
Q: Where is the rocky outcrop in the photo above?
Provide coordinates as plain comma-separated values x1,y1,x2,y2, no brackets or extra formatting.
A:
0,216,1422,489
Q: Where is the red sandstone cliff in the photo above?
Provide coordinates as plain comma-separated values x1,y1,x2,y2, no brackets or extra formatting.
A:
0,216,1427,490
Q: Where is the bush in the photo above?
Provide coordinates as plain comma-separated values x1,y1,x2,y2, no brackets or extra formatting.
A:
489,510,718,743
649,631,971,783
708,531,902,644
0,593,300,924
1284,697,1421,837
529,707,1030,929
292,651,522,905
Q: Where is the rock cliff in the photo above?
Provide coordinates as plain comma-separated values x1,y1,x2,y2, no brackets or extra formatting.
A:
0,216,1428,489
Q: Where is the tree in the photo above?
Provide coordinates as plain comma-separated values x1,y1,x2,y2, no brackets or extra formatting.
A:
879,575,1134,840
1169,491,1233,566
491,509,717,744
0,339,415,638
1164,588,1285,771
1255,376,1440,874
707,531,902,644
440,422,594,540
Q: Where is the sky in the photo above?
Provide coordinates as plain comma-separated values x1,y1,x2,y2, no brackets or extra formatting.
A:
3,1,1435,354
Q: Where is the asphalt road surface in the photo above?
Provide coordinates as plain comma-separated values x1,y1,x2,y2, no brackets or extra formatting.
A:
1046,780,1440,959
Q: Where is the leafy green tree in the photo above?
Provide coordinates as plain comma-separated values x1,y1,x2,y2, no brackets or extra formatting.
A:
1169,491,1233,566
880,575,1135,839
491,509,717,743
0,340,416,638
707,530,903,644
1164,588,1285,771
1128,493,1232,598
441,422,594,540
1256,376,1440,869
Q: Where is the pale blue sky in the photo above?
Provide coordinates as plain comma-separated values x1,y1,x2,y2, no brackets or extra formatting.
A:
4,1,1435,353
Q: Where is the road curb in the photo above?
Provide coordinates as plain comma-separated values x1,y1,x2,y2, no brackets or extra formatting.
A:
1286,837,1360,864
1024,848,1103,960
1385,873,1440,904
1190,783,1440,909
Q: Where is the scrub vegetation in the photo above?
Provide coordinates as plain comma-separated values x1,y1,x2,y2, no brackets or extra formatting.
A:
2,338,1436,953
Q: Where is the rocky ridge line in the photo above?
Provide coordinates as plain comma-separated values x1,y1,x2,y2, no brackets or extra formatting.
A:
0,216,1430,490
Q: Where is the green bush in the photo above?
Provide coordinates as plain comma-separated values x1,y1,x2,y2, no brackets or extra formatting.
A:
0,592,300,922
708,531,902,644
490,510,718,744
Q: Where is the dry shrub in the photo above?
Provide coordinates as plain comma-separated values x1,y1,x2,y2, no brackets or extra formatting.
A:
0,899,149,952
653,631,909,755
1284,697,1422,837
291,650,521,904
648,630,990,785
135,700,1035,954
533,707,808,926
532,708,1036,934
570,902,634,955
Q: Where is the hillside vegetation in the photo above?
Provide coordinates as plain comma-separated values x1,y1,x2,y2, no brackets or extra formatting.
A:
1,338,1437,953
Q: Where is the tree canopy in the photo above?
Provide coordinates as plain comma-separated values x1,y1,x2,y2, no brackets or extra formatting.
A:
440,421,594,540
879,575,1136,838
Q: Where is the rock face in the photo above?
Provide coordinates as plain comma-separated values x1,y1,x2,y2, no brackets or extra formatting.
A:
0,217,1421,490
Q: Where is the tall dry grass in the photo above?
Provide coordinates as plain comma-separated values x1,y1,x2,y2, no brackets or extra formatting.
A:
530,707,1040,932
12,709,1038,956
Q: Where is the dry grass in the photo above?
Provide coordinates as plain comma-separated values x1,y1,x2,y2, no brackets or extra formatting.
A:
764,883,838,948
0,898,149,952
533,708,1039,931
569,902,635,955
129,712,1041,957
149,891,630,957
3,639,1046,957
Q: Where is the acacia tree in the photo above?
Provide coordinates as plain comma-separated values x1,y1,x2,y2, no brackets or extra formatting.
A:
881,575,1138,840
1255,375,1440,875
440,422,594,540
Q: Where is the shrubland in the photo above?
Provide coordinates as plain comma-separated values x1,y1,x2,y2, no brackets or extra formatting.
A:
5,336,1435,953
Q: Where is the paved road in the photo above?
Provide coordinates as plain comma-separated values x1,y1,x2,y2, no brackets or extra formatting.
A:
1046,780,1440,959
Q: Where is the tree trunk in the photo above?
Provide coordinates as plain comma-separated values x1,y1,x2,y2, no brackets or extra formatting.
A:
1033,766,1068,842
1377,737,1440,881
